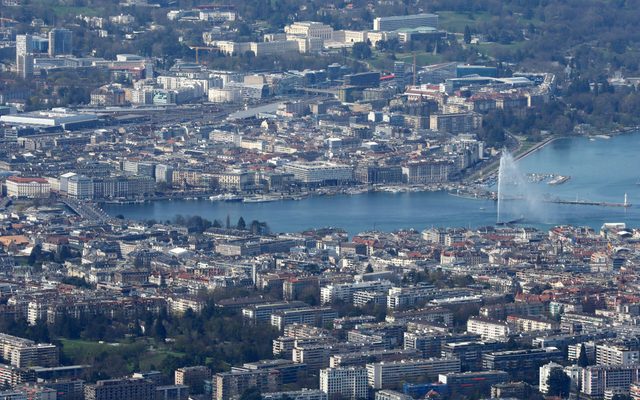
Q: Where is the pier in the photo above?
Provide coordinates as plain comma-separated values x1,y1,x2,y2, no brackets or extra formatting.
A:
546,199,631,208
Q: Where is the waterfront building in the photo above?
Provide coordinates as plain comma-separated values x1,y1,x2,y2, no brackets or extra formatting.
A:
282,162,353,185
402,161,455,184
5,177,50,198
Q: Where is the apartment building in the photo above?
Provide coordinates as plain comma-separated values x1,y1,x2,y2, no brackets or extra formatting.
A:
596,343,640,366
386,285,436,310
366,358,461,389
271,308,338,331
321,281,392,305
466,317,512,342
84,378,155,400
319,367,368,400
0,333,58,368
582,365,640,398
174,366,211,394
242,301,308,324
214,370,280,400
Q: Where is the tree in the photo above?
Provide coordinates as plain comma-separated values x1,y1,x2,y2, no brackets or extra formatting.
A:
237,217,246,230
239,387,262,400
464,25,472,44
28,244,42,266
153,317,167,341
547,368,571,397
352,42,372,60
226,215,231,229
577,344,590,367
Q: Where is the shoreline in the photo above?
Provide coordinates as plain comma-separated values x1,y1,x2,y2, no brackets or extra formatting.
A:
513,135,562,161
100,130,640,209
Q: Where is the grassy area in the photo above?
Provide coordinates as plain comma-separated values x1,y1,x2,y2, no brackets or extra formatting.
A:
396,52,444,67
50,5,102,17
368,50,445,71
59,338,186,372
438,11,493,32
473,42,527,59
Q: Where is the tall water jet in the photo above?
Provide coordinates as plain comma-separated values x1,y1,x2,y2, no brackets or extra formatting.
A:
495,149,546,224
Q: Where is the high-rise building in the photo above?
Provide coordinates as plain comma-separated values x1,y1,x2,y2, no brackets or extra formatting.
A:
48,28,73,56
319,367,368,400
16,34,33,78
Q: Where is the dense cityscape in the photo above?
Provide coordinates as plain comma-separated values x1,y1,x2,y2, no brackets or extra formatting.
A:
0,0,639,400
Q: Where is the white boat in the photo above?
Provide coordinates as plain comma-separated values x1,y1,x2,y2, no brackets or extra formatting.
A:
210,194,243,202
243,195,282,203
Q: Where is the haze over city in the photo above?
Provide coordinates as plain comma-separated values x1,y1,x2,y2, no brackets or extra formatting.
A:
0,1,639,400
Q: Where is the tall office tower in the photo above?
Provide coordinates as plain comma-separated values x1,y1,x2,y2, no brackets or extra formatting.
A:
15,34,33,78
48,28,73,56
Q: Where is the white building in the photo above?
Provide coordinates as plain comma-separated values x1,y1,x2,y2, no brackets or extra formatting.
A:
539,362,564,394
387,285,436,310
582,365,640,397
66,174,93,199
319,367,368,400
320,281,392,305
282,161,353,184
596,343,640,366
466,317,512,342
5,177,50,198
366,358,461,389
373,13,438,31
208,88,241,103
251,41,300,57
285,22,333,40
0,110,98,129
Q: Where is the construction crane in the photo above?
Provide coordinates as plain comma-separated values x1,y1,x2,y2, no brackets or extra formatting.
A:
189,46,218,64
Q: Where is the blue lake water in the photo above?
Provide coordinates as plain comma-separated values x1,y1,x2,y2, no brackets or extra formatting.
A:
104,133,640,235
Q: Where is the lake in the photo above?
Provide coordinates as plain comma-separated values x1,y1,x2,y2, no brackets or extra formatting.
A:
104,133,640,235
